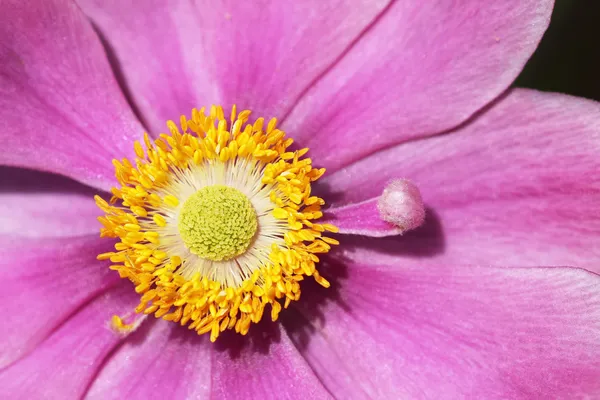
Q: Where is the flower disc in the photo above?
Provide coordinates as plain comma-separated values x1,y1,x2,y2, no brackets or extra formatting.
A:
95,105,338,341
178,185,258,261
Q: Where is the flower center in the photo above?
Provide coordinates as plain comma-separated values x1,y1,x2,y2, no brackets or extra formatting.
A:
178,185,258,261
95,105,339,341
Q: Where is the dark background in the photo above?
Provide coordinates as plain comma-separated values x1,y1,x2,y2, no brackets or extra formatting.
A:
516,0,600,100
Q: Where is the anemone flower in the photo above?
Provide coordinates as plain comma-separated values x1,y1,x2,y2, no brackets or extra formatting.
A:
1,0,600,398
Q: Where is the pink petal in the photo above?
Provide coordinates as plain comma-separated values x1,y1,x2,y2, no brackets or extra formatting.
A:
0,0,143,191
77,0,389,133
0,167,102,237
87,320,331,399
210,324,332,399
283,0,552,172
325,199,403,237
284,256,600,398
326,179,425,237
0,284,138,399
0,235,118,368
324,89,600,270
86,321,211,399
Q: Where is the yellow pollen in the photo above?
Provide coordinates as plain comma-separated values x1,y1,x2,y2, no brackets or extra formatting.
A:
178,185,258,261
95,105,338,342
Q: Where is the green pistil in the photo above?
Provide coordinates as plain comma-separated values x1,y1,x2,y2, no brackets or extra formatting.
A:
178,185,258,261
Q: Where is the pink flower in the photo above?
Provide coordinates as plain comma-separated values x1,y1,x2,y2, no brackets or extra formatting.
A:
1,0,599,398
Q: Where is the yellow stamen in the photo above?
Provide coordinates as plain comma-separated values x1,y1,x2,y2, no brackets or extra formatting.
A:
163,195,180,207
95,105,338,341
109,313,147,335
